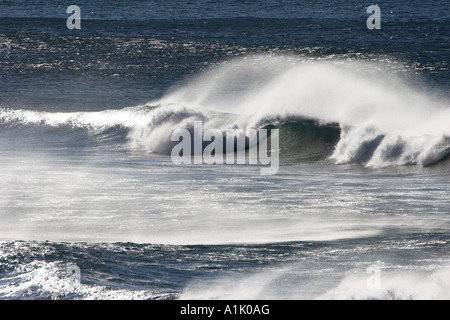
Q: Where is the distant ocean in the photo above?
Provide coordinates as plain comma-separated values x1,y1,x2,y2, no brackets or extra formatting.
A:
0,0,449,300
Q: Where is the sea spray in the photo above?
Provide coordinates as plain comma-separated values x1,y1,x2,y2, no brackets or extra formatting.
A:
1,56,449,167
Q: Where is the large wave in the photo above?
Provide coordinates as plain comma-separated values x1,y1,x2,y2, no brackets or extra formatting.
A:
1,55,449,167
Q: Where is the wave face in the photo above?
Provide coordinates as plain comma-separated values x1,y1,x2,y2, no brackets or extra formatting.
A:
1,56,449,167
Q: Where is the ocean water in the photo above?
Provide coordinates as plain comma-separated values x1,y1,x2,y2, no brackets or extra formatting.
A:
0,0,449,300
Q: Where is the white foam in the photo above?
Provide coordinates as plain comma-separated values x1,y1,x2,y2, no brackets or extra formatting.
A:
318,264,450,300
180,263,450,300
0,259,157,300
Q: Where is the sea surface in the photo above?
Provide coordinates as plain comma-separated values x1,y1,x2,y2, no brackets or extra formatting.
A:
0,0,449,300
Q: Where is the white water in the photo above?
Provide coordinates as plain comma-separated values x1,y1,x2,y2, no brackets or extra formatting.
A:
180,263,450,300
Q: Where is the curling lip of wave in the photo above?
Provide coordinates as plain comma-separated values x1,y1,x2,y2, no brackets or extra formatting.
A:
1,57,449,167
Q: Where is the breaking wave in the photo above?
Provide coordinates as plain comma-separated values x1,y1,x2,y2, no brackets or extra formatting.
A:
1,55,449,167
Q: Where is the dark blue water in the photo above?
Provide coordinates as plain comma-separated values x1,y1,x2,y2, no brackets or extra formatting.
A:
0,0,449,300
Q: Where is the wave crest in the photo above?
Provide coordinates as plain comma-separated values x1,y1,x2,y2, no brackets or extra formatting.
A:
1,55,449,167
